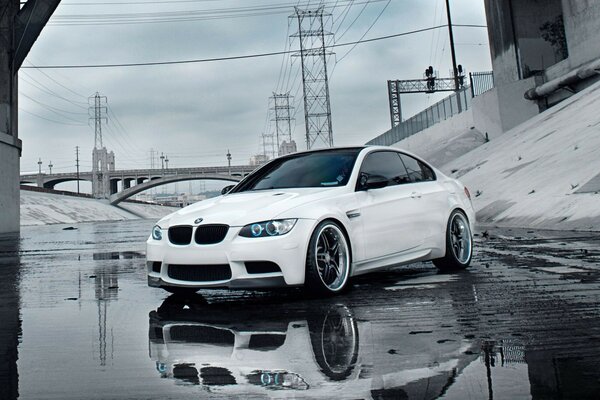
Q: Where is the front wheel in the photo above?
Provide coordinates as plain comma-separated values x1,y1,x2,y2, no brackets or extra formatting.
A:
305,221,352,295
433,210,473,271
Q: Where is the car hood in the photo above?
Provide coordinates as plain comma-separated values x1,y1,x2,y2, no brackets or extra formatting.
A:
161,188,344,227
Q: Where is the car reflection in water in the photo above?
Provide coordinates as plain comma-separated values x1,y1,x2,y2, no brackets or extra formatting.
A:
148,293,478,398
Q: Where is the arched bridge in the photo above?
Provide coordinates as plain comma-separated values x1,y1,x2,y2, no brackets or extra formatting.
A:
20,165,255,204
108,173,242,205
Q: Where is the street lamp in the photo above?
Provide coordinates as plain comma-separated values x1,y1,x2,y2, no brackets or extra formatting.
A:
226,149,232,176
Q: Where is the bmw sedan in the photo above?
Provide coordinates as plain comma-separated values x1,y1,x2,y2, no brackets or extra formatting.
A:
146,146,474,295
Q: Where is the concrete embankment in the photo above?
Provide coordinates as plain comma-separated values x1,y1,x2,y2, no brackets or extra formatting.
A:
20,189,177,226
392,80,600,231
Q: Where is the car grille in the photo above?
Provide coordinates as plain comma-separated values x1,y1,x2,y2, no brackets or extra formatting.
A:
170,325,234,346
195,224,229,245
168,264,232,282
168,226,193,245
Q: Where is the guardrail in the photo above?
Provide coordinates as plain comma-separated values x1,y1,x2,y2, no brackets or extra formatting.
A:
470,71,494,97
368,71,496,146
367,87,472,146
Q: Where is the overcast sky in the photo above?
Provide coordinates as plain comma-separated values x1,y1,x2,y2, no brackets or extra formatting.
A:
19,0,491,190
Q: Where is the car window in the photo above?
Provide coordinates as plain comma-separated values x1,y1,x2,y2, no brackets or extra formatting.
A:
419,160,436,181
232,149,360,192
399,153,436,182
359,151,411,187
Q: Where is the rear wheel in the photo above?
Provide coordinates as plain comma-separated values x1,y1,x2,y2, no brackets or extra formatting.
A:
433,210,472,270
305,221,351,295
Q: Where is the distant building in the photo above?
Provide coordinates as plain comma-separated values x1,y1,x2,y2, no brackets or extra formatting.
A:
249,154,269,166
279,140,297,156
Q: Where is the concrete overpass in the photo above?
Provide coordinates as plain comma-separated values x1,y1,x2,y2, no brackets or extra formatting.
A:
1,0,62,233
108,172,243,205
20,165,255,203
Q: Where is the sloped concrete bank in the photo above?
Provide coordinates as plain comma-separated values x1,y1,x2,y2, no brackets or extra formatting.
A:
392,80,600,231
20,190,177,226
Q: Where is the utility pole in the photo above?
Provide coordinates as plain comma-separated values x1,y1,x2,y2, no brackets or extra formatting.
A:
75,146,80,194
445,0,462,112
149,148,155,169
160,152,165,175
292,6,334,149
446,0,459,92
226,149,232,176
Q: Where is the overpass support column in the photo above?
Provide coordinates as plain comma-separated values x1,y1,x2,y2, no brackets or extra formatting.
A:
0,0,21,234
0,0,61,233
110,179,119,195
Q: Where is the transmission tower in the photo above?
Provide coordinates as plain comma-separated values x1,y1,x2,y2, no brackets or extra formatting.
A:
291,6,334,149
91,93,107,149
89,92,114,199
270,92,296,156
261,132,276,160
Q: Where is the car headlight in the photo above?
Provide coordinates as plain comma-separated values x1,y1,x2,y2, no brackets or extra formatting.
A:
151,225,163,240
239,219,297,238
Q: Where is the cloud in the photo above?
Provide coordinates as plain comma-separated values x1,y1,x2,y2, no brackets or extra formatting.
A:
19,0,491,180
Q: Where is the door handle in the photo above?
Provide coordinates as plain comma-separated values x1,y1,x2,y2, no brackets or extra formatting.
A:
410,191,422,199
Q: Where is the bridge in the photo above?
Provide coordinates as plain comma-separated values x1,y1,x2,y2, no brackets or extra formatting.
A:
20,165,255,205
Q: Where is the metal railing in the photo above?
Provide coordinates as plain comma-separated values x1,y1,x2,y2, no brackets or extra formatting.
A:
367,71,496,146
470,71,494,97
367,88,472,146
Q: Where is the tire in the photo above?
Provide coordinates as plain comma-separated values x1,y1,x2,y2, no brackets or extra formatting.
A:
433,210,473,271
305,220,352,295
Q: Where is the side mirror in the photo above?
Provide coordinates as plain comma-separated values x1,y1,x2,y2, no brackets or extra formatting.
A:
358,173,388,191
221,185,235,195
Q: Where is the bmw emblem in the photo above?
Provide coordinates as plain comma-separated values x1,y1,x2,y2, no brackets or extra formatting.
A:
194,217,203,224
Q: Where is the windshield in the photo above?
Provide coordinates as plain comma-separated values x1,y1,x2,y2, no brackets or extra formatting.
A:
233,149,361,192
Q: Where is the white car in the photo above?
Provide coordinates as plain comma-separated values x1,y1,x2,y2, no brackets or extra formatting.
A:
147,146,474,295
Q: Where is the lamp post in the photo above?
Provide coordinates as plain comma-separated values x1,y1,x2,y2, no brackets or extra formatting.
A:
226,149,232,176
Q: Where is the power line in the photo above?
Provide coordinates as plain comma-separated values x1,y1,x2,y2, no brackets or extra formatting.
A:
23,61,89,99
61,0,223,5
48,0,390,26
335,0,391,66
19,71,88,107
336,0,370,42
20,92,88,117
19,108,87,126
21,24,485,69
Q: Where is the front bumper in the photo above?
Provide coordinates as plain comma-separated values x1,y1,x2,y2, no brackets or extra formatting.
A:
146,219,314,289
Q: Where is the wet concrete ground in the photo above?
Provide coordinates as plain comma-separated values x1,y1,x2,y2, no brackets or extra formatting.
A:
1,220,600,399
